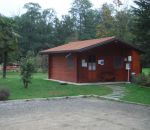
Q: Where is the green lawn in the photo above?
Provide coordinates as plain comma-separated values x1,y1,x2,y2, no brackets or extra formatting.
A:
142,68,150,75
121,68,150,105
0,72,112,100
0,68,150,104
122,84,150,105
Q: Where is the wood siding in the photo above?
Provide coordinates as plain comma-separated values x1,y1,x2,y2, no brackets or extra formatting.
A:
131,50,141,75
48,53,78,82
48,41,141,83
77,42,141,82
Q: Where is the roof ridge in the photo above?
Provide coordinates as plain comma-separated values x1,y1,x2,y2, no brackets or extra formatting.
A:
68,36,115,44
43,36,115,49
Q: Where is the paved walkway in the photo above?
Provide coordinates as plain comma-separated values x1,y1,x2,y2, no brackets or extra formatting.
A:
102,85,125,100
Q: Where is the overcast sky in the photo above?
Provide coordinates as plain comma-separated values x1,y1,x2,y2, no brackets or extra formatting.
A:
0,0,134,17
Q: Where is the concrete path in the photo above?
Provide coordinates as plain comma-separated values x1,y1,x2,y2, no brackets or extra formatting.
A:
102,85,125,100
0,98,150,130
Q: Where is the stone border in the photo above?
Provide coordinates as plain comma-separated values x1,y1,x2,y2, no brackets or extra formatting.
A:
0,95,149,107
46,78,130,85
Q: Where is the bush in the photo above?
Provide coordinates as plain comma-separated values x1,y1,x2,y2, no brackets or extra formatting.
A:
20,52,35,88
0,89,10,101
135,73,150,87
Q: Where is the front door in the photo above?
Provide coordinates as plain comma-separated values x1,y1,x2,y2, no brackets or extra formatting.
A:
88,56,97,82
100,56,115,81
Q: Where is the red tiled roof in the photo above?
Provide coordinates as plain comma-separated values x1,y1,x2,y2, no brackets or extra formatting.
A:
40,36,143,54
41,36,115,53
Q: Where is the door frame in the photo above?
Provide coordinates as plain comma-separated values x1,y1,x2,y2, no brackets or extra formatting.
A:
87,55,97,82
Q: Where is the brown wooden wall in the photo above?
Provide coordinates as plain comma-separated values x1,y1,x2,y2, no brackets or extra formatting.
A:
48,53,78,82
131,50,141,75
77,42,141,83
48,41,141,83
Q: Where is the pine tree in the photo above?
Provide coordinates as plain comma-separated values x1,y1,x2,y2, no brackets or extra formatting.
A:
132,0,150,66
0,15,19,78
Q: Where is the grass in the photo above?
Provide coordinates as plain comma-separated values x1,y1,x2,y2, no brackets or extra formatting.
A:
121,68,150,105
142,68,150,75
121,84,150,105
0,72,112,100
0,68,149,104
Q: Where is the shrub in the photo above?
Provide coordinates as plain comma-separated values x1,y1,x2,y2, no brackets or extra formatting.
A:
20,52,35,88
0,89,10,101
135,73,150,87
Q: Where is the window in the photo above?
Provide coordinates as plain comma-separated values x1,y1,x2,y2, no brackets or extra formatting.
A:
114,57,122,69
88,55,96,63
67,56,74,68
88,56,96,71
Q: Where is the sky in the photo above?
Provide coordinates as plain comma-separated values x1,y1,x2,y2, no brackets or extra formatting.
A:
0,0,135,17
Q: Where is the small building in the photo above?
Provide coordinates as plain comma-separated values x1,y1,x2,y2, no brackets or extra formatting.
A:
41,37,142,83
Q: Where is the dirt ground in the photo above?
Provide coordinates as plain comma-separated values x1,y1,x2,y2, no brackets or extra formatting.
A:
0,98,150,130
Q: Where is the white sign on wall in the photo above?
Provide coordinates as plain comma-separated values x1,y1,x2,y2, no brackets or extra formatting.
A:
126,63,131,70
98,59,104,65
81,59,87,67
128,56,132,62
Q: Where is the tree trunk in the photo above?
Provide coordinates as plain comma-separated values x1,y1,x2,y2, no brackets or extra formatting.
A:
3,51,8,78
23,80,28,89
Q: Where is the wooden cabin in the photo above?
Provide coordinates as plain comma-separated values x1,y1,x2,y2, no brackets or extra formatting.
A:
41,37,142,83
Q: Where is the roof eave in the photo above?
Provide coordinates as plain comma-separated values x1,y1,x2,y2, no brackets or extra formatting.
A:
115,38,144,53
39,50,78,54
39,37,144,54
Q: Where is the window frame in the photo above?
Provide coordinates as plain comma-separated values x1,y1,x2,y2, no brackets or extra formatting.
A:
114,56,123,69
67,56,74,68
88,55,96,71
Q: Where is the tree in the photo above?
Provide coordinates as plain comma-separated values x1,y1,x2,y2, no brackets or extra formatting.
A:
114,9,134,42
20,52,35,88
132,0,150,67
15,3,41,55
112,0,135,42
96,4,115,38
53,15,76,45
96,3,134,42
70,0,99,40
113,0,123,8
35,8,56,51
15,3,57,55
0,15,19,78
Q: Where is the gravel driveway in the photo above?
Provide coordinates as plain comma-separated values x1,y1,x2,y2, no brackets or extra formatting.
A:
0,98,150,130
